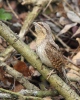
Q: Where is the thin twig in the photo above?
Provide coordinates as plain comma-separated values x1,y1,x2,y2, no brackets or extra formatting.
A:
43,0,53,12
29,27,37,37
42,13,63,28
49,4,54,12
6,0,19,19
63,0,80,18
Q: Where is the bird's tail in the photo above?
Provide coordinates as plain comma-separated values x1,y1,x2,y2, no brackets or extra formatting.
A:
59,67,69,84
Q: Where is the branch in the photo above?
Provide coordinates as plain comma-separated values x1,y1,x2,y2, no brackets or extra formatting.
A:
0,21,80,100
0,88,43,100
0,62,39,90
19,89,58,97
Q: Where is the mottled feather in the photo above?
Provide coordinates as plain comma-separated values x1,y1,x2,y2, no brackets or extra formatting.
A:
34,22,67,82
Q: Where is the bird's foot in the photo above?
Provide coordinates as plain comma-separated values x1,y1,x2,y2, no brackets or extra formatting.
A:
47,69,56,80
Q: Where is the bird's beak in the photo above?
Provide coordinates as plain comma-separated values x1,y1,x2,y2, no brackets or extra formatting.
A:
33,22,42,35
33,22,48,37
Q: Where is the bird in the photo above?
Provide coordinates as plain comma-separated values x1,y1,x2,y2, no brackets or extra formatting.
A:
33,22,68,82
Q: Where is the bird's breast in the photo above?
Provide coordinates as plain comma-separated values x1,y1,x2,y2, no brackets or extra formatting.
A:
36,41,52,67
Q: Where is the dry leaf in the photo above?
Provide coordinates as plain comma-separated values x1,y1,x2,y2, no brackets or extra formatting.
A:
29,66,40,76
67,11,80,23
76,38,80,44
59,17,71,25
67,69,80,81
19,12,27,21
4,1,17,10
72,26,78,34
66,51,80,74
58,23,77,36
71,27,80,38
72,0,79,12
45,21,60,33
13,61,31,77
72,51,80,65
12,84,24,92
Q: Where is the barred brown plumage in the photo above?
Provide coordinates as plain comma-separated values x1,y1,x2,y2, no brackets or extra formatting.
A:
45,42,65,78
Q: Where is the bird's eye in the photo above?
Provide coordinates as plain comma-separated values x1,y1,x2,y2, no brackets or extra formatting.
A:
35,25,41,31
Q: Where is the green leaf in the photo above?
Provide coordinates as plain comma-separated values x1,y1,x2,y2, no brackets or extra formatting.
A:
0,8,12,21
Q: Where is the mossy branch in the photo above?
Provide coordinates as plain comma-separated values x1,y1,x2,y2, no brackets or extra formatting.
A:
0,88,43,100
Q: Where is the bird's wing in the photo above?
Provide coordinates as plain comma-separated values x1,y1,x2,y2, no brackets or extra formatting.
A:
45,42,68,82
45,42,65,74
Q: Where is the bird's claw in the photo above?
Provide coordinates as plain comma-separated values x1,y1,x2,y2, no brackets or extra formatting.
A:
47,69,56,80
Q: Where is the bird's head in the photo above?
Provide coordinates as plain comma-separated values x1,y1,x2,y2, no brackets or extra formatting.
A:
33,22,53,45
33,22,52,36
